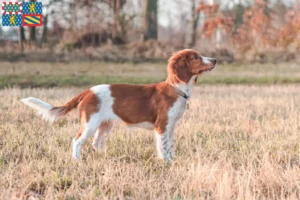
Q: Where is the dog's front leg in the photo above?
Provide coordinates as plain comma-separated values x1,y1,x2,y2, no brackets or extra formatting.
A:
155,131,172,162
169,131,175,158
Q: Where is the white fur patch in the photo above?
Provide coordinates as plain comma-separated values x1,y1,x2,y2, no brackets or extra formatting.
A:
155,95,187,161
90,85,119,121
155,131,164,159
167,98,186,128
20,97,56,122
72,113,102,159
127,122,154,130
175,75,197,98
72,85,119,159
202,56,211,64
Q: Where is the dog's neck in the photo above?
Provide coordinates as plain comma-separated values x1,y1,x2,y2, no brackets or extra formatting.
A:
166,75,197,98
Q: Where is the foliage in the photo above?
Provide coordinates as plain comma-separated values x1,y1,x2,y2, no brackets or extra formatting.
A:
196,0,300,57
1,0,300,62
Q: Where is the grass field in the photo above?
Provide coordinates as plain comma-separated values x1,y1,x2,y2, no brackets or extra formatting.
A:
1,84,300,199
1,61,300,88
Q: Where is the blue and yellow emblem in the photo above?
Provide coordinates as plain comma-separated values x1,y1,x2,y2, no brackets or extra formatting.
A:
2,14,22,26
2,2,23,14
23,2,42,14
22,14,42,26
2,1,42,27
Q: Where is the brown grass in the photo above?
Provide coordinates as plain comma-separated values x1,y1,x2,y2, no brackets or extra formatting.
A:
1,85,300,199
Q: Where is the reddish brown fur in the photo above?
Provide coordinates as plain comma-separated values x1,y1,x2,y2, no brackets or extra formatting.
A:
52,50,214,137
78,91,100,123
50,89,91,117
110,49,215,134
77,91,100,138
51,89,100,138
20,49,217,161
167,49,215,84
110,83,178,134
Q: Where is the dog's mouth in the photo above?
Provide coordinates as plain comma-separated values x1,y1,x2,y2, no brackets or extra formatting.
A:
198,66,215,74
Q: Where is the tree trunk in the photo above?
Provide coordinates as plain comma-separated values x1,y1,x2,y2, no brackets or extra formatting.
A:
41,14,48,44
189,0,200,47
143,0,158,41
29,0,36,46
29,26,36,43
19,0,25,51
18,26,25,51
112,0,121,43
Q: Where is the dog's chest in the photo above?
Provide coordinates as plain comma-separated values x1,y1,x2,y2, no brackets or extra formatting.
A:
168,98,187,123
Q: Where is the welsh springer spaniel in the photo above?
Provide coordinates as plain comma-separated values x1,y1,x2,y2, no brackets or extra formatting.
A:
21,49,217,162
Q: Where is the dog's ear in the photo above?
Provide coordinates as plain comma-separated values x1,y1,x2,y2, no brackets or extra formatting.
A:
173,58,191,84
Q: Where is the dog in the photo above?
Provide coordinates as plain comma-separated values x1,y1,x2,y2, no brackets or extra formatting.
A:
21,49,217,162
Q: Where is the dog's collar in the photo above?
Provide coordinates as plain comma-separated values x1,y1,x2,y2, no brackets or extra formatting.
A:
171,84,190,100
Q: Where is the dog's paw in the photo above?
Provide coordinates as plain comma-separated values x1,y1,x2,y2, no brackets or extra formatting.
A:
165,156,173,163
72,138,81,160
72,153,80,160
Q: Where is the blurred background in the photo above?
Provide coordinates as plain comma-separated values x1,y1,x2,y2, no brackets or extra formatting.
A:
0,0,300,87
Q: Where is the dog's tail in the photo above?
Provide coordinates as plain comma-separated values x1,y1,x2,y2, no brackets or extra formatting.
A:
21,90,89,123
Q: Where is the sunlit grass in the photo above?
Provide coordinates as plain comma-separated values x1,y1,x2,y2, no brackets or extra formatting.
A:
1,85,300,199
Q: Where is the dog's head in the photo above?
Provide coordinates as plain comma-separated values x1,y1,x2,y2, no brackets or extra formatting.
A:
167,49,217,84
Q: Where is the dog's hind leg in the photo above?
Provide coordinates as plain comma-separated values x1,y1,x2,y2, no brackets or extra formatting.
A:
72,113,102,160
92,120,113,152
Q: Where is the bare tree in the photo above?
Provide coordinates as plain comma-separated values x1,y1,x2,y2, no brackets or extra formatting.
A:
41,15,48,44
143,0,158,40
18,0,25,51
28,0,36,46
101,0,127,43
18,27,25,51
41,0,61,44
189,0,200,47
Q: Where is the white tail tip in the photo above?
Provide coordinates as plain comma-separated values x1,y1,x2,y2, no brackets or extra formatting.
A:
21,97,56,123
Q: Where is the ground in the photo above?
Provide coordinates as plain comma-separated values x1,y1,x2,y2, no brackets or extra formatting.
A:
1,83,300,199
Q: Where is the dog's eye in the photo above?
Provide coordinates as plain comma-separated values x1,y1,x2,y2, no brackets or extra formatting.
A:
194,55,198,59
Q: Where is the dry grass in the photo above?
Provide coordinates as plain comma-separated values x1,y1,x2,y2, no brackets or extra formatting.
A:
1,85,300,199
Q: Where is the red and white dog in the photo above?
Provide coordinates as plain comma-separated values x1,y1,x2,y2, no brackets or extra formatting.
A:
21,49,216,162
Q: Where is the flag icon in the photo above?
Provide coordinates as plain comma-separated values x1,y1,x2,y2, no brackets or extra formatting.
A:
1,1,43,27
2,2,23,14
23,2,42,14
22,14,42,26
2,14,22,26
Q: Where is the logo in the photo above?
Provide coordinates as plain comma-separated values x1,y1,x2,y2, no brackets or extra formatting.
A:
1,1,42,26
22,14,42,26
23,2,42,14
2,2,22,14
2,14,22,26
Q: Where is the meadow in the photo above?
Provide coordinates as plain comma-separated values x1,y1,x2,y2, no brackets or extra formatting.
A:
1,61,300,88
0,62,300,199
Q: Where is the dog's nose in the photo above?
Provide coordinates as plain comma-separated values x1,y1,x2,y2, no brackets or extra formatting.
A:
211,58,217,65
